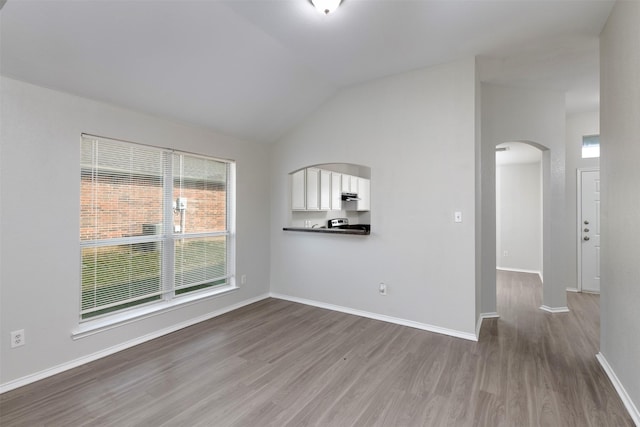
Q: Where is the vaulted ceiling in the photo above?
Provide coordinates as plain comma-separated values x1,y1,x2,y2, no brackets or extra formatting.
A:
0,0,613,144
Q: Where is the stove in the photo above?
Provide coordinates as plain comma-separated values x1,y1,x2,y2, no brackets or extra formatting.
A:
327,218,371,232
327,218,349,228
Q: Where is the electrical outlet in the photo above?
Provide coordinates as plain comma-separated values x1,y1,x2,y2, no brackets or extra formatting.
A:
379,282,387,296
241,274,247,285
503,250,509,257
11,329,25,348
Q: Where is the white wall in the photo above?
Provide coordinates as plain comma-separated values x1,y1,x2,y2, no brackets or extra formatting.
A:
600,0,640,418
496,162,542,273
0,77,271,386
565,111,599,291
270,59,478,337
480,84,567,313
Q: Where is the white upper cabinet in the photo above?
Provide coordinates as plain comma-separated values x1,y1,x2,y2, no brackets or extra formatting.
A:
319,169,331,210
357,177,370,211
341,174,358,193
350,175,359,193
306,167,320,210
331,172,342,210
341,174,350,193
291,166,369,212
291,169,306,210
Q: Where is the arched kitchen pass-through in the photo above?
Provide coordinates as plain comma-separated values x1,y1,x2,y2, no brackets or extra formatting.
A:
286,163,371,234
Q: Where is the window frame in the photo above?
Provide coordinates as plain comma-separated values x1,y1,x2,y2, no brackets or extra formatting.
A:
76,134,237,337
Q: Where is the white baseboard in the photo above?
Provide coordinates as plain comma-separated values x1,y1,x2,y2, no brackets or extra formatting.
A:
475,312,500,338
539,305,570,313
497,267,540,274
481,312,500,318
497,267,543,283
0,293,270,394
566,287,600,295
270,292,478,342
596,352,640,425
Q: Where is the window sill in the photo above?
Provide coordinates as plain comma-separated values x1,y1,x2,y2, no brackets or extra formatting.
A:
72,284,238,340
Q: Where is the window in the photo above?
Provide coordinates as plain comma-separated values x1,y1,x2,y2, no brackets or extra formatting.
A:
582,134,600,158
80,135,235,321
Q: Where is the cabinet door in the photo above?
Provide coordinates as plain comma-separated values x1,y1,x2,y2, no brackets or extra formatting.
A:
341,174,351,193
340,174,359,193
306,168,320,210
331,172,342,210
357,177,370,211
350,175,359,194
319,169,331,210
291,169,306,210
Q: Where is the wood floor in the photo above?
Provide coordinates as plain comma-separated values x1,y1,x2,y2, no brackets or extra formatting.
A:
1,271,634,426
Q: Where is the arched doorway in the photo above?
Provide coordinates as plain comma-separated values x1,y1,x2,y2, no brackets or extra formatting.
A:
495,142,544,305
479,138,567,320
496,142,543,275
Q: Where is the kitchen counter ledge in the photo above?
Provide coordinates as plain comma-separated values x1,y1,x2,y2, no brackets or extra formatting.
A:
283,226,370,236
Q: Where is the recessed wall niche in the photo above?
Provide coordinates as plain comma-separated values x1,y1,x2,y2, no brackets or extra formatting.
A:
288,163,371,229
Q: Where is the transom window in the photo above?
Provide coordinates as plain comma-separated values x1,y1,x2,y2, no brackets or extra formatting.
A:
582,134,600,159
80,134,235,321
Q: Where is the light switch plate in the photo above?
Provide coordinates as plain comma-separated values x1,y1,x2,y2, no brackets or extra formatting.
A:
454,211,462,223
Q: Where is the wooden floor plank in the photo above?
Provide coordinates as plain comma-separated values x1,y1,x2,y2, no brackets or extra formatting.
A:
0,271,634,426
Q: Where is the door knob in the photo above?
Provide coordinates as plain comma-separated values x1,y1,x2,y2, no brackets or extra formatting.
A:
584,228,590,232
584,220,590,225
584,236,590,241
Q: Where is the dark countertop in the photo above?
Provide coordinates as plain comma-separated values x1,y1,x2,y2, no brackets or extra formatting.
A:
283,225,370,235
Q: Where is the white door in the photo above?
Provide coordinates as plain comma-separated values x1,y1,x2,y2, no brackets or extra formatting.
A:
580,169,600,292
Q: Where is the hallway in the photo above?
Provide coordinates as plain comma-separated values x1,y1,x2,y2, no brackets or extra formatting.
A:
479,270,629,425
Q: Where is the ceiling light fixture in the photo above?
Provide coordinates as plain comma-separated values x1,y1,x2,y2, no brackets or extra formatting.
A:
310,0,342,15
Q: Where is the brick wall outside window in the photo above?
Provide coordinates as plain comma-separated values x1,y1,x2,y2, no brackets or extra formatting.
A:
80,173,225,240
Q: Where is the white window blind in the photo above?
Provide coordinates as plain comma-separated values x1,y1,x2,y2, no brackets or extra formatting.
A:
172,153,230,295
80,135,233,320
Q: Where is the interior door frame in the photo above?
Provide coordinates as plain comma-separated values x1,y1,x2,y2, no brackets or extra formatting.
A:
576,166,600,292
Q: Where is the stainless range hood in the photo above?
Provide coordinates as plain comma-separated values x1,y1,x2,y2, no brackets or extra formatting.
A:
341,192,360,201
